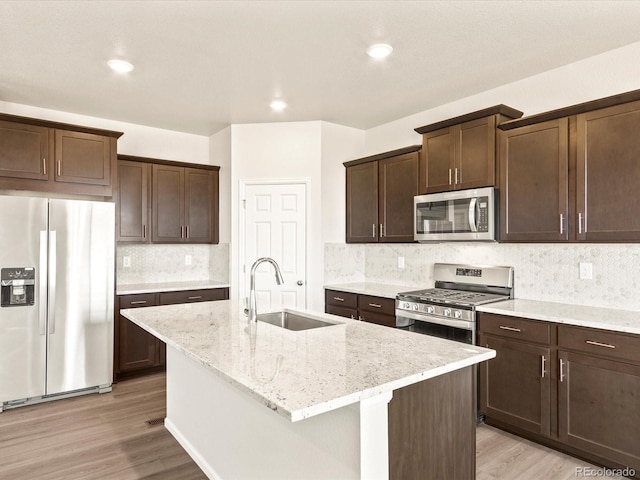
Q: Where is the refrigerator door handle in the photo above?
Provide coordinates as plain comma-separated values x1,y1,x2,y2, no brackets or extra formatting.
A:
48,230,56,335
39,231,48,336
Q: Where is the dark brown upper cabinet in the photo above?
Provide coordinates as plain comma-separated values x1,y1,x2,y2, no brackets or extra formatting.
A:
345,146,420,243
415,105,523,194
499,118,569,242
499,88,640,243
0,113,122,196
117,159,151,243
118,155,219,244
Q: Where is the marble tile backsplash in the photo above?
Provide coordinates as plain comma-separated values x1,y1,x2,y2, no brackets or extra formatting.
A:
117,243,229,285
324,242,640,311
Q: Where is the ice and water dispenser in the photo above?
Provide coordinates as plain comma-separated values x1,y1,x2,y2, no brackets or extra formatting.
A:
0,267,35,307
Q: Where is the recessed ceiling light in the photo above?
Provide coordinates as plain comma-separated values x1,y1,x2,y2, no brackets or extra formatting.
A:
108,59,134,73
366,43,393,59
270,100,287,111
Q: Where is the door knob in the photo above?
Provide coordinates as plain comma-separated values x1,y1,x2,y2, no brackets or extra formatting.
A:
297,280,304,286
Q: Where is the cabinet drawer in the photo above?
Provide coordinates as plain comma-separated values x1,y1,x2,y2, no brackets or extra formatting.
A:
325,304,357,320
478,313,551,345
325,289,358,309
159,288,228,306
119,293,158,309
558,325,640,364
360,310,396,328
358,294,395,316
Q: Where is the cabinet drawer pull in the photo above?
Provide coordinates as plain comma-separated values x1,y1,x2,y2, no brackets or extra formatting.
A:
541,355,546,378
499,325,521,332
187,296,202,300
585,340,616,349
559,358,565,382
130,300,147,305
43,158,47,175
369,303,382,308
333,297,345,302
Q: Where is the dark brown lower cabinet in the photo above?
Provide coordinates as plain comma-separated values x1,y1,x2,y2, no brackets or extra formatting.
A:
479,312,640,478
479,334,551,437
389,366,475,480
324,289,396,327
558,350,640,472
115,287,229,380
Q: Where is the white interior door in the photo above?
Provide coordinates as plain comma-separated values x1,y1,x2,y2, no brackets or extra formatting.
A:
243,183,306,314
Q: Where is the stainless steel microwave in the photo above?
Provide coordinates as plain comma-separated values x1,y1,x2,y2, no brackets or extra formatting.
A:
414,187,496,242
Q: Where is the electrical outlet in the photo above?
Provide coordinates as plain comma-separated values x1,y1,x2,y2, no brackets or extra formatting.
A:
579,262,593,280
185,254,192,266
397,256,405,269
123,256,131,268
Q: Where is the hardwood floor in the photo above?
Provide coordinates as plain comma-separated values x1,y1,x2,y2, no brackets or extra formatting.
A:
477,424,627,480
0,373,206,480
0,373,628,479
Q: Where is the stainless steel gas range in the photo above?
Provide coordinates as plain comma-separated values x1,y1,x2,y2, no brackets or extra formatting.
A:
396,263,514,344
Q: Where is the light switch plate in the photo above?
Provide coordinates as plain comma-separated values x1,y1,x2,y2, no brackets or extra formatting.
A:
579,262,593,280
398,256,405,269
185,254,192,266
123,256,131,268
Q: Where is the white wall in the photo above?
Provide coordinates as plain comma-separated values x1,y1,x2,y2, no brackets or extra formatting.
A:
229,121,323,309
0,101,210,164
210,126,232,244
364,40,640,154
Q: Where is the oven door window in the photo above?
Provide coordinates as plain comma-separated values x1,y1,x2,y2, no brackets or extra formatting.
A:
410,320,473,344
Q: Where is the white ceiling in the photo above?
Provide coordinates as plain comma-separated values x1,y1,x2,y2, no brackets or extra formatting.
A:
3,1,640,136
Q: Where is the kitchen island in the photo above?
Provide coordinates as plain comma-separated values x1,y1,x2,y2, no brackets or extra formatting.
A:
121,301,495,480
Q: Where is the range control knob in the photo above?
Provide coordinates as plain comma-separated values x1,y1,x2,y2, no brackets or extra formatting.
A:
443,308,451,317
426,306,434,314
412,304,419,311
403,302,410,309
453,310,462,319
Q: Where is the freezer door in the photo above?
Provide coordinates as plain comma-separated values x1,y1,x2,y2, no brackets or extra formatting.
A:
0,195,48,403
46,199,114,395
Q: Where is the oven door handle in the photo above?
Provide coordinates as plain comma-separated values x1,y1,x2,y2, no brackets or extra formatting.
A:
468,197,478,233
395,310,474,331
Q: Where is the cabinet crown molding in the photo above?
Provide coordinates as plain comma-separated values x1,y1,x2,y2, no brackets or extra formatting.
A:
0,112,123,138
343,145,421,168
414,105,523,134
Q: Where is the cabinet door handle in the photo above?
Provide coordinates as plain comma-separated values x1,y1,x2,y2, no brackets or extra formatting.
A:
541,355,546,378
57,160,61,177
578,213,583,234
187,296,202,300
43,158,47,175
454,167,459,185
585,340,616,349
559,358,565,382
372,224,376,237
499,325,521,332
186,225,189,239
333,297,345,302
369,303,382,308
379,224,384,237
181,226,184,238
559,213,564,235
350,314,355,319
143,225,146,239
448,168,452,185
130,300,147,305
358,316,364,321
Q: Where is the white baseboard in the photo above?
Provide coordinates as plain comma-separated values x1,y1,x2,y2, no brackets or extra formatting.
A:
164,417,222,480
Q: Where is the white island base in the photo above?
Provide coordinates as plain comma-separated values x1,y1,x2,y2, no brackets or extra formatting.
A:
165,346,393,480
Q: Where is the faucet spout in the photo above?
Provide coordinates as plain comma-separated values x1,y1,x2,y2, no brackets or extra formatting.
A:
248,257,284,323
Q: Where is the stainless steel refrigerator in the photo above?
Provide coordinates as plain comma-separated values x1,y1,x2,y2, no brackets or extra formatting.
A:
0,195,114,411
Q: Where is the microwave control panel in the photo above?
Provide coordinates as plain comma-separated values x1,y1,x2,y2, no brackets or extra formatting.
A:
477,197,489,232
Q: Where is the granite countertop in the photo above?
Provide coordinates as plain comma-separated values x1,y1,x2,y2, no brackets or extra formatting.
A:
323,282,421,299
477,299,640,336
116,280,230,296
121,301,494,422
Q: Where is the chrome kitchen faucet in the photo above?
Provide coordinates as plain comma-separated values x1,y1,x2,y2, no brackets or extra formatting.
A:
247,257,284,323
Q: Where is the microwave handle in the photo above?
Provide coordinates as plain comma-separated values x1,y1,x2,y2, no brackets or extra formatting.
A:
468,198,478,232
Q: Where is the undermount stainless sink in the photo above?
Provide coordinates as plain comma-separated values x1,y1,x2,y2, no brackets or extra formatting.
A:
257,311,339,331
